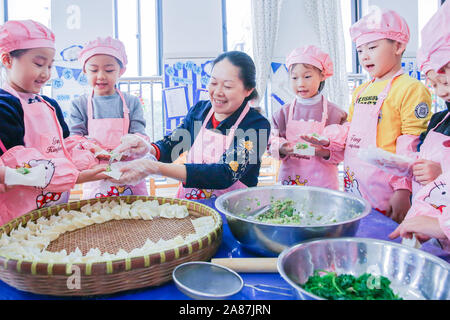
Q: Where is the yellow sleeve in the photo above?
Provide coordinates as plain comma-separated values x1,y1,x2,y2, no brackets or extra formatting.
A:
398,82,432,136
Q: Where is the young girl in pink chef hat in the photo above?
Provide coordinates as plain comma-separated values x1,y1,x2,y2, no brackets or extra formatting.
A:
67,37,150,199
0,20,108,225
417,0,450,88
269,45,347,189
303,9,432,223
412,1,450,193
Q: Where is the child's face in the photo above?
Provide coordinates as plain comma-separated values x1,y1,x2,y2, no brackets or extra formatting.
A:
289,63,324,99
427,70,450,102
357,39,405,79
208,58,253,118
85,54,123,96
4,48,55,94
442,62,450,85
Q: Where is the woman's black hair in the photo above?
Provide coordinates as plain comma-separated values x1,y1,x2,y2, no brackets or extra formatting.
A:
212,51,258,103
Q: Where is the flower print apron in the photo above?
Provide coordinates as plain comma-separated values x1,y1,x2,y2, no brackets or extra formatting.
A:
176,103,250,200
343,70,404,214
0,84,73,225
412,112,450,196
278,96,339,190
82,88,148,199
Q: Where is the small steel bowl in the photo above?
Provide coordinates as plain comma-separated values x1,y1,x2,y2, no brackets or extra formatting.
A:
215,186,371,256
277,238,450,300
172,262,243,299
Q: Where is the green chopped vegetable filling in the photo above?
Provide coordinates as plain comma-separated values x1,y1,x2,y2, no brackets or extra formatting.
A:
256,199,298,223
296,143,308,149
16,167,30,175
301,270,402,300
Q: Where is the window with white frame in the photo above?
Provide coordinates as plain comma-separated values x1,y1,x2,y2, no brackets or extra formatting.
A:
225,0,253,57
6,0,51,27
116,0,159,77
6,0,160,77
341,0,354,74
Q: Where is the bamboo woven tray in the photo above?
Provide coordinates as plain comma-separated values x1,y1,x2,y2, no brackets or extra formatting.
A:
0,196,222,296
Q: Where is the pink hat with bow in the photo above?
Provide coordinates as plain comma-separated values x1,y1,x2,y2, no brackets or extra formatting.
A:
417,1,450,74
0,20,55,53
78,36,128,72
285,45,334,79
350,8,410,47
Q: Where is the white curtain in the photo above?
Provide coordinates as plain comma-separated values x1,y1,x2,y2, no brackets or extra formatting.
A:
251,0,283,103
304,0,349,109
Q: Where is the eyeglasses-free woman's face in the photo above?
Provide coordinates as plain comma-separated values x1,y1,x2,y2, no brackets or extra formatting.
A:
208,58,253,121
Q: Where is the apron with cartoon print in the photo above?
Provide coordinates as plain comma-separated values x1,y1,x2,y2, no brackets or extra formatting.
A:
176,103,250,200
412,112,450,196
343,70,404,214
0,84,72,224
278,96,339,190
81,89,148,199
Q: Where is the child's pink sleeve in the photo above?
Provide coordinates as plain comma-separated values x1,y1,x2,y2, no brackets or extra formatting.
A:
1,145,79,193
319,122,350,164
389,134,419,192
323,122,350,151
268,109,288,160
64,135,98,171
268,130,288,160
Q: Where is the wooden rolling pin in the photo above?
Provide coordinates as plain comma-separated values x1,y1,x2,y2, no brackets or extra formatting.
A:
211,258,278,273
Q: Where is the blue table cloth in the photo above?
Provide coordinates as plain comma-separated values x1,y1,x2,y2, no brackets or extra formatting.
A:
0,198,449,300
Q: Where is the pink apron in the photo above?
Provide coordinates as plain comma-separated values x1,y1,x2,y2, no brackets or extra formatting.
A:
176,103,250,200
82,89,148,199
0,84,72,224
278,96,339,190
0,141,7,194
412,112,450,196
343,70,404,214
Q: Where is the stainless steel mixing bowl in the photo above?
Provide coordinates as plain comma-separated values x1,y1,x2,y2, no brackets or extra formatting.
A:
215,186,371,256
277,238,450,300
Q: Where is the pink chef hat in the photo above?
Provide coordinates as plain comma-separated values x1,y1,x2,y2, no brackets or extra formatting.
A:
0,20,55,53
417,1,450,74
78,36,128,72
350,8,410,47
285,45,334,79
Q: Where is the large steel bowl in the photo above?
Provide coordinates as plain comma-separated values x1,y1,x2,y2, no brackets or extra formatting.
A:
215,186,371,256
277,238,450,300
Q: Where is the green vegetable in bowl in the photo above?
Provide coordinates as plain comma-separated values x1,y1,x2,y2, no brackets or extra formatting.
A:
16,167,30,175
296,143,308,150
256,199,297,223
105,166,112,172
301,270,402,300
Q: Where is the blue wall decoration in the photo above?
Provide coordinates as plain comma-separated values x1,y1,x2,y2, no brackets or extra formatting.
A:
163,58,214,134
